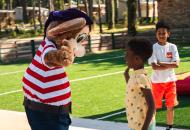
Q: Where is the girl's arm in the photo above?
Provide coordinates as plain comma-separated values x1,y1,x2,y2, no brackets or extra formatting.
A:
141,88,155,130
124,67,130,84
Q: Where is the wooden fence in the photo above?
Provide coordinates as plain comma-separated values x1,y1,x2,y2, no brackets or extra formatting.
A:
0,28,189,63
0,32,127,63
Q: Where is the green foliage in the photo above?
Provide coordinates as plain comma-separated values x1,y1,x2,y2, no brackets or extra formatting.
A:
0,0,6,9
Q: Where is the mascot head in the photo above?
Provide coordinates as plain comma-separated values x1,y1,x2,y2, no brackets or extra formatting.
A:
44,8,93,57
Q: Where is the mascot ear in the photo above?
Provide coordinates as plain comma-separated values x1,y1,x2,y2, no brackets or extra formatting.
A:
47,18,86,38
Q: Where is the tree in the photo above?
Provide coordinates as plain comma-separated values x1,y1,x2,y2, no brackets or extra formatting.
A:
152,0,156,23
111,0,115,29
114,0,118,24
6,0,13,10
97,0,103,33
32,0,37,34
56,0,64,10
88,0,93,30
137,0,142,24
49,0,54,11
0,0,6,9
146,0,149,23
106,0,113,29
127,0,137,36
38,0,43,29
21,0,28,23
83,0,88,13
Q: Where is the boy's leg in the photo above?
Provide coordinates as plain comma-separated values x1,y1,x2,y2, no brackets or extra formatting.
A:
166,107,174,129
152,83,165,109
165,82,178,130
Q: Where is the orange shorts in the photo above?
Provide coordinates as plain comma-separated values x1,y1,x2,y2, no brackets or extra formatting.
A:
152,82,178,109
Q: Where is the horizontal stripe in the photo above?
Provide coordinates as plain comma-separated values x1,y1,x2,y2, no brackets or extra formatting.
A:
26,67,67,82
28,63,65,77
24,72,69,88
43,45,56,52
32,58,61,71
22,77,70,93
35,50,42,57
23,83,71,99
24,92,72,106
23,87,71,104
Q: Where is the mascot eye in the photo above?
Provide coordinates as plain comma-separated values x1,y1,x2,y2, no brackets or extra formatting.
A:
76,33,89,43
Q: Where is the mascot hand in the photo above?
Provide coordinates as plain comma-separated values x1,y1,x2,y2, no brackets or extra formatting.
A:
44,39,74,67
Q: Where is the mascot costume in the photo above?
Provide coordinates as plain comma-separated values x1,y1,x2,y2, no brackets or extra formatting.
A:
22,8,93,130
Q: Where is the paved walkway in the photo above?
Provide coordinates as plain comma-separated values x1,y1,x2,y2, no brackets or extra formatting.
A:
0,110,187,130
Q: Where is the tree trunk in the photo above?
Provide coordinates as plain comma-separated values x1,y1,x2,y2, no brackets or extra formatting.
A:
32,0,37,34
88,0,93,30
152,0,155,23
77,0,80,8
127,0,137,36
68,0,72,8
146,0,149,23
107,0,112,29
83,0,88,13
137,0,142,24
112,0,115,28
49,0,54,12
21,0,28,23
38,0,43,29
97,0,103,33
7,0,13,10
114,0,118,24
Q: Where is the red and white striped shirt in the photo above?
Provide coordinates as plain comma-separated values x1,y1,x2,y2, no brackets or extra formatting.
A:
22,38,71,106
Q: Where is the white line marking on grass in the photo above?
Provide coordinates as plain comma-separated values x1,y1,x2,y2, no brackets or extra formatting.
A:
0,90,22,96
0,56,124,76
0,70,25,76
74,56,124,64
96,110,126,120
0,71,124,96
70,71,124,82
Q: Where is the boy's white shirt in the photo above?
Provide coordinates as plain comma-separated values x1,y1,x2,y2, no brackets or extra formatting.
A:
148,42,180,83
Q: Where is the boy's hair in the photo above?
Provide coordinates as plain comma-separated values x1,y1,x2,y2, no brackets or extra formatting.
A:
127,37,153,62
156,21,170,31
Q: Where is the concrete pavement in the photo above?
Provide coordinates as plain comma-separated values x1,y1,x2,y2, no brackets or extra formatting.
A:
0,110,187,130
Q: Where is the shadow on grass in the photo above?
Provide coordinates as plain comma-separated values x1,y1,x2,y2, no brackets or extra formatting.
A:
82,96,190,129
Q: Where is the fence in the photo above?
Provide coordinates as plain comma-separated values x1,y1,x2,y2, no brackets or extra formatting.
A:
0,32,127,63
0,28,189,63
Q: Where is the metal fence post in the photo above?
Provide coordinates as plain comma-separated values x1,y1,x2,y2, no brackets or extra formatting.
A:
31,40,36,57
111,33,115,49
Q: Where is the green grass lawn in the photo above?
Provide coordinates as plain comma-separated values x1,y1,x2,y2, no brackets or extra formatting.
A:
0,45,190,129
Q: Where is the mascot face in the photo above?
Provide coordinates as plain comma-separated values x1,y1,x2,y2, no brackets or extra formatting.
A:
46,18,90,57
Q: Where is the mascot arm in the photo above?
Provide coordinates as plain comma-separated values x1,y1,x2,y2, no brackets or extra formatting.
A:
44,40,74,67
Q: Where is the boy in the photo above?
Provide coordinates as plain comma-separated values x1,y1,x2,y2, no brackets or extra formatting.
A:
148,21,180,130
124,38,155,130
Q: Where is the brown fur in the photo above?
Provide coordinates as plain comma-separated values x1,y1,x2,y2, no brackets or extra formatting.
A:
44,18,87,67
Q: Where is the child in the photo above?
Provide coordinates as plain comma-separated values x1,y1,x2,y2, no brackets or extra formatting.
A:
124,38,155,130
148,21,180,130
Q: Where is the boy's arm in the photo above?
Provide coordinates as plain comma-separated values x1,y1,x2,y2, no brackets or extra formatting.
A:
151,63,168,70
158,61,179,68
141,88,155,130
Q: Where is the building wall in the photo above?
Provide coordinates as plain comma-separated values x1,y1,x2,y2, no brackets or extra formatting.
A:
158,0,190,28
